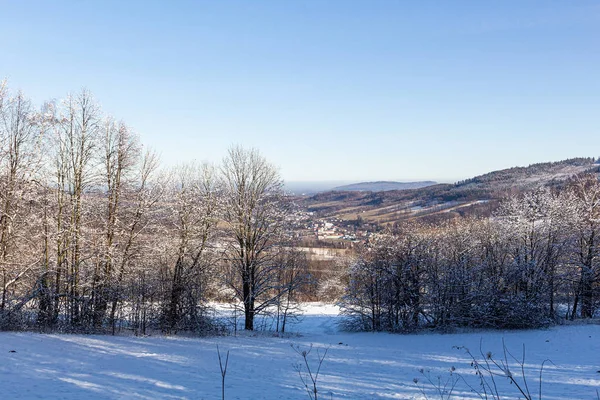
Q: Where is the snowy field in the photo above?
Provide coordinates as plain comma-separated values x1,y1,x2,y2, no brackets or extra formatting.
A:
1,304,599,399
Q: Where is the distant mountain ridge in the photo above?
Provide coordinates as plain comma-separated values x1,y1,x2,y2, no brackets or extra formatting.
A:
332,181,437,192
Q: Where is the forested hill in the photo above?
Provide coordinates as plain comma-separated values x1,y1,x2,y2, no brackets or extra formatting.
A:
304,157,600,225
419,157,599,202
456,157,599,190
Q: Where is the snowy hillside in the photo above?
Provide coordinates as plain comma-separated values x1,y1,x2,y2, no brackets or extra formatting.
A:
1,304,599,400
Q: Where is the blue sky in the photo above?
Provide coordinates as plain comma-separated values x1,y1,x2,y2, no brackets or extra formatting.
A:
1,1,598,182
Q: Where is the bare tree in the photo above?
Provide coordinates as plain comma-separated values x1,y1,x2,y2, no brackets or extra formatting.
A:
91,118,140,328
569,174,600,319
107,149,161,334
497,188,575,320
274,246,311,333
0,84,44,325
56,89,101,326
221,146,286,330
162,162,220,333
341,227,427,332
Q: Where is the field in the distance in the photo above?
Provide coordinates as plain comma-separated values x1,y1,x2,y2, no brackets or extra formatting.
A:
1,304,598,399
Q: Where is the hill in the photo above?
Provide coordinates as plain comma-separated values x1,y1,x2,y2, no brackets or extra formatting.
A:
303,157,600,226
332,181,436,192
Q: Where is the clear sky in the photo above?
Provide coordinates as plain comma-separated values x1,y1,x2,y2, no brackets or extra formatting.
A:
1,1,598,183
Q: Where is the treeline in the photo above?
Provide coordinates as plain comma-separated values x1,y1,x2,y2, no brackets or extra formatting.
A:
341,177,600,331
0,81,310,334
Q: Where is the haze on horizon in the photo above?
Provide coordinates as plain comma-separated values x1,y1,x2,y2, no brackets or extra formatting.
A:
1,1,598,183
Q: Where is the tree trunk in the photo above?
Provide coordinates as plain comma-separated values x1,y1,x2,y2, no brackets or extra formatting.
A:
243,275,254,330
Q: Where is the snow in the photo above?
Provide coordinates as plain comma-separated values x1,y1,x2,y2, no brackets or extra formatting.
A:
1,304,599,399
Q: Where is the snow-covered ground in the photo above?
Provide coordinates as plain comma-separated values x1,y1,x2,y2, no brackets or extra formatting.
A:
1,304,599,399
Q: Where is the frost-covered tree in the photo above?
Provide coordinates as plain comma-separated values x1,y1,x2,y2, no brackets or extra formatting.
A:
221,146,287,330
568,174,600,318
161,162,220,333
0,83,45,326
55,89,101,326
90,118,141,327
496,187,575,320
341,227,427,332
